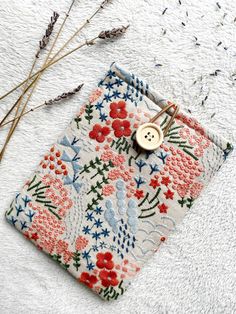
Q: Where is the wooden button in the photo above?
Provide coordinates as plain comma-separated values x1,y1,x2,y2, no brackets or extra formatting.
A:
136,123,163,151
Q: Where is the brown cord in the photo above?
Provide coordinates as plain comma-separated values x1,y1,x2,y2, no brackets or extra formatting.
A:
150,102,180,136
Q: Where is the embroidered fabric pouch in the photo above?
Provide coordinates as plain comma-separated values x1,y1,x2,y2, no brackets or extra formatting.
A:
5,63,233,301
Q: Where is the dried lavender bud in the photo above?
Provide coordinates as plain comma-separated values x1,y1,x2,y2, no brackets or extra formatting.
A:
98,25,129,40
101,0,112,7
36,12,59,58
45,84,83,106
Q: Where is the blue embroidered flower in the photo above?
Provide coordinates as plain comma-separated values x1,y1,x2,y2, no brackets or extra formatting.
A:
92,231,101,241
82,225,91,235
82,250,91,260
94,206,103,215
101,228,110,238
135,159,147,172
87,263,95,271
134,176,146,188
94,218,103,228
85,212,94,221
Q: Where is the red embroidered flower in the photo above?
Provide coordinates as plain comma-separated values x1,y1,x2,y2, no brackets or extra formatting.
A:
96,252,114,270
89,124,110,143
112,120,132,138
134,189,144,199
79,272,98,289
164,189,174,200
99,270,119,287
158,203,168,213
161,176,171,186
31,233,39,241
110,101,128,119
149,179,160,189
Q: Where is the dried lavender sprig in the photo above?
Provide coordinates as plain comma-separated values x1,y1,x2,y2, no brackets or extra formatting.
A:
0,84,84,128
36,12,59,58
98,25,129,39
45,84,84,105
9,25,130,80
0,0,113,101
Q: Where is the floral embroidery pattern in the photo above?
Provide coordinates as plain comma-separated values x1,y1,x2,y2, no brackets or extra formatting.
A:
5,63,232,301
89,124,110,143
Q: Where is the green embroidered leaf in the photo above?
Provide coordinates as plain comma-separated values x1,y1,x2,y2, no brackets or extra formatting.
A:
72,251,81,271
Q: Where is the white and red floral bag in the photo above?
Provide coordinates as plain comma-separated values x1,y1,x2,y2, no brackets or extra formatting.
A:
5,63,233,300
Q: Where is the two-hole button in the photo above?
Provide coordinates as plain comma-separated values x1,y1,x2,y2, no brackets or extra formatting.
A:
136,123,163,151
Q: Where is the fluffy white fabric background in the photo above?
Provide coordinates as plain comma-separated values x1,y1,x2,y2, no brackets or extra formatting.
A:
0,0,235,313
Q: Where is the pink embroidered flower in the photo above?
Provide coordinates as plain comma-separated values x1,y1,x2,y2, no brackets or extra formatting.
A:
61,198,73,210
108,169,122,180
89,88,103,103
121,171,132,182
179,127,190,139
176,183,189,198
109,101,128,119
96,252,114,270
63,250,73,264
189,135,199,146
101,150,114,162
99,270,119,287
158,203,168,213
198,136,210,149
102,184,115,196
112,120,132,138
42,174,54,185
79,272,98,289
89,124,110,143
189,182,204,199
45,188,55,199
59,187,68,198
194,146,204,157
56,240,69,255
53,178,63,190
75,236,89,251
112,154,125,167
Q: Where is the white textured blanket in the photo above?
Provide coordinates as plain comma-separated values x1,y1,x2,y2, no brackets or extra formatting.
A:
0,0,235,313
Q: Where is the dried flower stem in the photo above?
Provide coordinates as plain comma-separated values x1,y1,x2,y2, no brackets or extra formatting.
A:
36,12,60,58
8,11,59,139
0,0,112,102
0,0,112,160
0,24,127,138
0,2,75,161
4,25,129,94
0,84,83,128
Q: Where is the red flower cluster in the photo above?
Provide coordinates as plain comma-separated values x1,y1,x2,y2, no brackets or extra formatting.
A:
40,147,68,176
99,269,118,287
109,101,127,119
112,120,131,138
79,251,119,290
79,272,98,288
89,124,110,143
96,252,114,269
